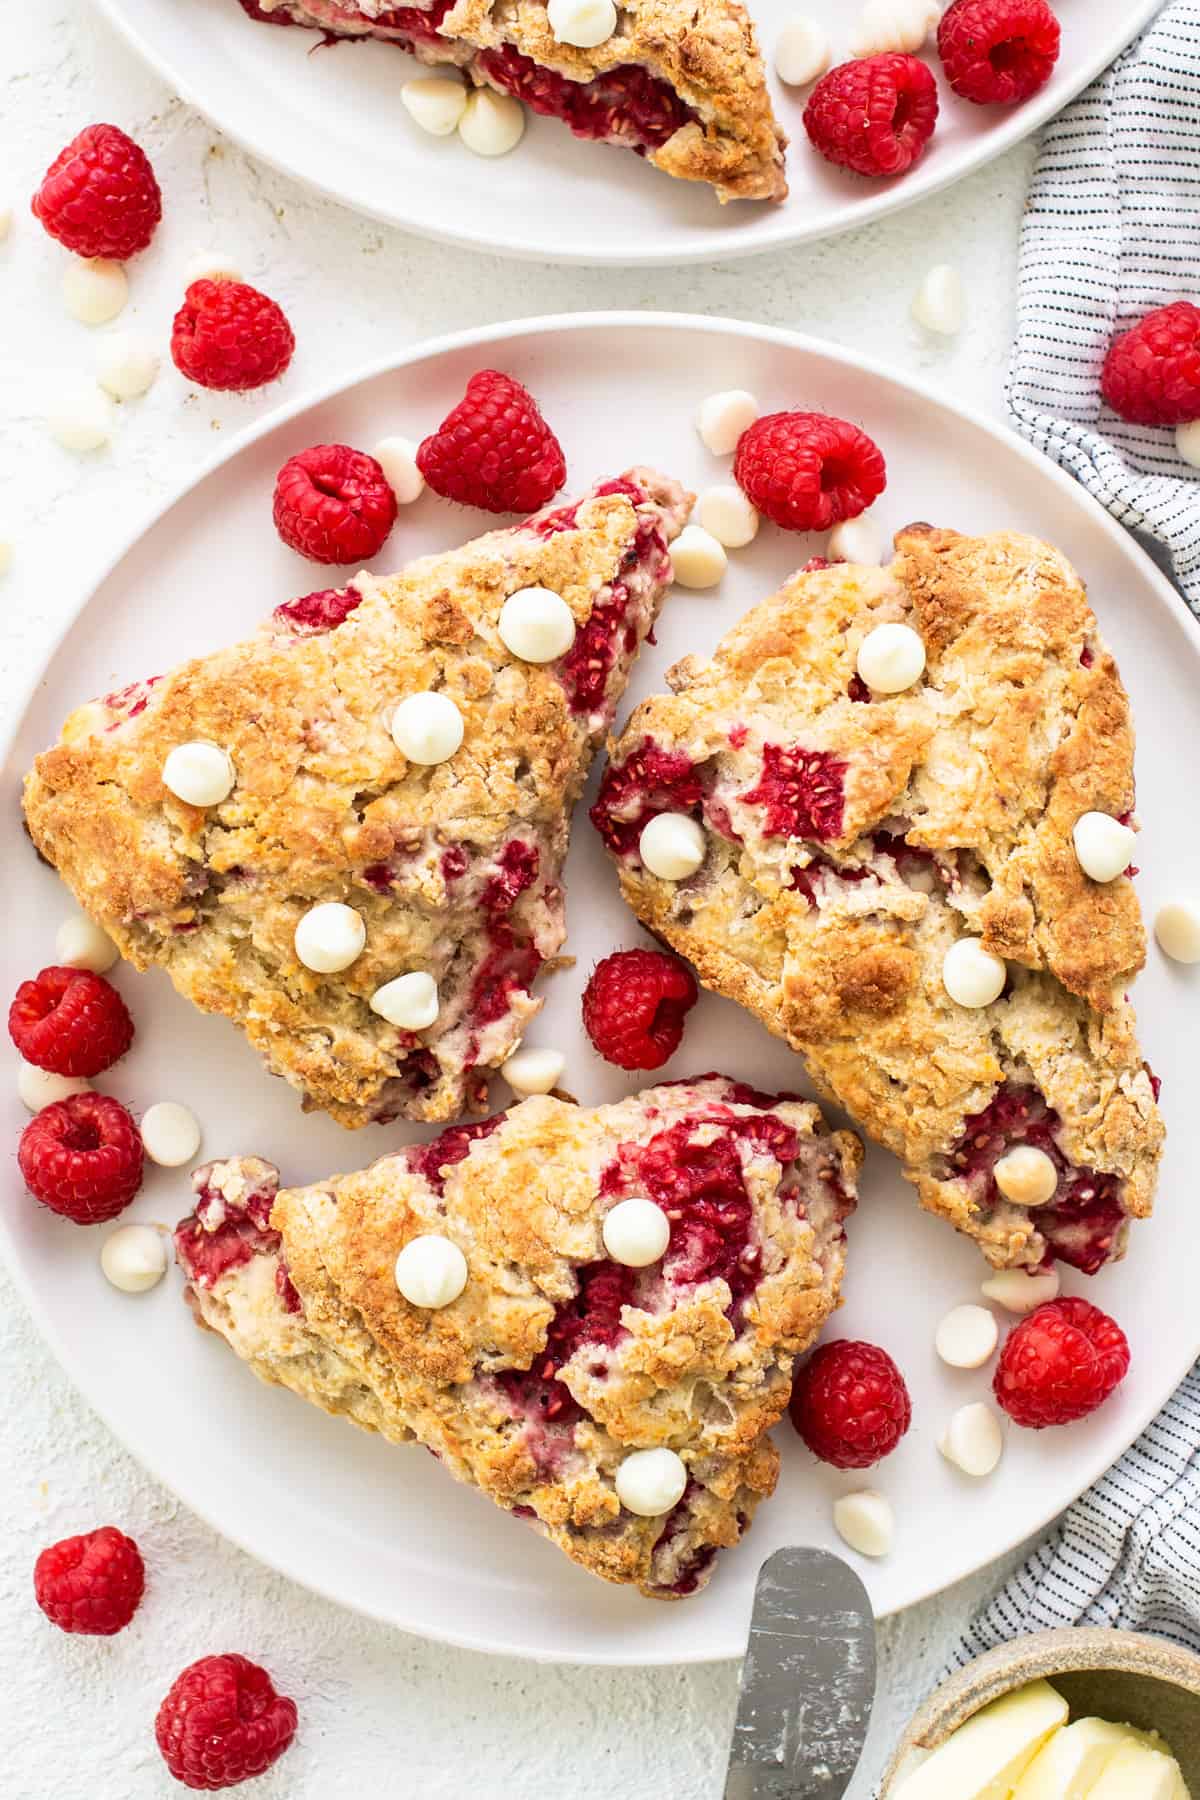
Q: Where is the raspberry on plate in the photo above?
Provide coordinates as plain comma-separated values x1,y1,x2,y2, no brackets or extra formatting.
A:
31,123,162,260
155,1653,298,1791
804,54,938,178
993,1296,1130,1428
1101,301,1200,426
34,1526,144,1636
417,370,567,514
733,411,887,533
273,442,398,564
582,947,698,1071
171,279,295,393
9,964,133,1076
789,1338,912,1468
937,0,1061,106
19,1093,145,1224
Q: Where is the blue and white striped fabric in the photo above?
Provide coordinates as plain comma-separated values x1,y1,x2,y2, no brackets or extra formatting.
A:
1007,0,1200,614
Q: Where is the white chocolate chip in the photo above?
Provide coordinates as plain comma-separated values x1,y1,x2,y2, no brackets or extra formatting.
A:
458,89,526,157
615,1447,687,1517
851,0,940,57
993,1145,1058,1208
1176,420,1200,468
0,207,12,241
294,902,366,974
390,691,464,765
401,75,469,136
602,1197,671,1268
856,621,926,693
184,250,244,285
912,264,965,337
48,382,115,452
501,1046,566,1095
63,257,128,326
939,1402,1004,1478
829,512,884,567
140,1101,202,1168
935,1303,999,1370
833,1490,893,1558
162,741,236,807
1155,900,1200,964
370,971,440,1030
394,1234,468,1308
671,524,727,589
55,913,119,973
774,15,831,85
695,389,759,456
942,938,1006,1008
0,539,11,578
374,434,426,504
639,811,706,880
981,1267,1061,1313
18,1061,91,1113
498,586,576,662
547,0,617,48
101,1223,168,1294
696,485,759,549
96,332,160,401
1072,811,1136,883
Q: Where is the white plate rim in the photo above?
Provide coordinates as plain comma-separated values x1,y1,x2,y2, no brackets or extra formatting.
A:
88,0,1165,267
4,309,1198,1664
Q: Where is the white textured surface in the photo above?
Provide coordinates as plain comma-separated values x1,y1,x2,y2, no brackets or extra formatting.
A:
2,4,1040,1793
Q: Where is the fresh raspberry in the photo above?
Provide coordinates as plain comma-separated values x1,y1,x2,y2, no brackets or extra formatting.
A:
34,1526,144,1635
171,280,295,393
804,55,938,178
789,1339,912,1469
9,965,134,1076
937,0,1061,106
1100,302,1200,426
417,370,567,514
993,1297,1130,1428
733,412,887,533
156,1654,298,1791
273,443,397,564
19,1093,145,1224
31,123,162,260
582,948,698,1071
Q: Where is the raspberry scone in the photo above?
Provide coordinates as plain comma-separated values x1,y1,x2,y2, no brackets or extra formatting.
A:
176,1076,861,1597
592,526,1165,1275
235,0,787,204
24,471,690,1127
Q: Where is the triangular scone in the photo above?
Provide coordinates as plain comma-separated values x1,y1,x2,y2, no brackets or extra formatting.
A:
592,526,1165,1275
24,470,690,1127
176,1075,861,1598
237,0,787,204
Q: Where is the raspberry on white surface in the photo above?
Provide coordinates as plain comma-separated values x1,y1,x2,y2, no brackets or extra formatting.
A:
500,1046,565,1095
696,485,759,548
48,382,115,452
942,937,1006,1008
498,586,576,661
828,512,884,566
96,332,160,401
373,435,426,504
980,1268,1061,1314
458,89,526,156
63,257,128,327
55,912,119,974
401,76,469,136
1072,811,1136,883
390,691,464,765
394,1234,469,1308
1176,420,1200,469
161,741,236,808
774,16,831,86
670,524,727,589
912,264,965,337
602,1197,671,1267
140,1101,202,1168
547,0,617,47
850,0,940,57
184,250,244,285
100,1223,168,1294
370,970,440,1030
18,1060,91,1113
992,1145,1058,1208
695,389,759,456
833,1490,893,1558
639,811,706,880
615,1447,687,1516
939,1402,1004,1477
1155,900,1200,964
935,1303,999,1369
294,902,366,974
856,621,925,692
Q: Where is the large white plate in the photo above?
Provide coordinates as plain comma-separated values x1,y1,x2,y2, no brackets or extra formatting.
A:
94,0,1161,265
3,314,1198,1665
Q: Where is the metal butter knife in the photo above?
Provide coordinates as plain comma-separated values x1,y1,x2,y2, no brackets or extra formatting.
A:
723,1547,877,1800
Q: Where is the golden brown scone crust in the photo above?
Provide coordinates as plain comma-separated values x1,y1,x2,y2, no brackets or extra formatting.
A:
23,471,691,1127
176,1075,861,1597
593,527,1164,1272
253,0,787,203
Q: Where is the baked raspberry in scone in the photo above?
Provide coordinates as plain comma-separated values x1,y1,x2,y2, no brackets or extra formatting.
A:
592,526,1165,1274
23,470,690,1127
176,1076,861,1597
234,0,787,204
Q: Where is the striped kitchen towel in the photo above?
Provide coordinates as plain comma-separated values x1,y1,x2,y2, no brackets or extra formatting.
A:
1007,0,1200,613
